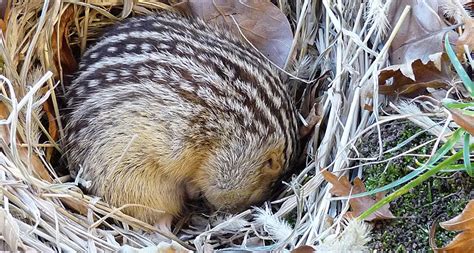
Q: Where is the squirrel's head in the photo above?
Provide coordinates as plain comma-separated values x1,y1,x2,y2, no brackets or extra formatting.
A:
194,133,291,212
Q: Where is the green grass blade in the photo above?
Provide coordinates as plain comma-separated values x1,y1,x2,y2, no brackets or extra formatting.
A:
464,133,473,176
357,143,474,221
331,128,465,200
442,100,474,109
460,110,474,117
439,163,472,172
444,33,474,97
384,128,432,154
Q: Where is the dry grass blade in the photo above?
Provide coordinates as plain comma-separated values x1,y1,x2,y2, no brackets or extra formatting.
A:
1,0,468,251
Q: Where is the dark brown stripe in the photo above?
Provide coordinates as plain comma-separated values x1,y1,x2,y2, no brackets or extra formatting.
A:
68,12,298,167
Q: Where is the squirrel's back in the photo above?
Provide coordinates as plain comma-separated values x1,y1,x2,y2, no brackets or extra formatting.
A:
63,12,298,219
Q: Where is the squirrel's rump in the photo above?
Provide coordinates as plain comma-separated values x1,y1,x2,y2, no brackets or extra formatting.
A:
63,12,298,223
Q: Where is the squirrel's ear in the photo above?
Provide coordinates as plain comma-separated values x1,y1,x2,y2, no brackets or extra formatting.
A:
262,148,284,175
264,158,277,171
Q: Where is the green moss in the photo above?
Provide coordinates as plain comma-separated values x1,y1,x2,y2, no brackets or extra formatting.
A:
395,244,409,252
362,122,474,251
286,209,297,227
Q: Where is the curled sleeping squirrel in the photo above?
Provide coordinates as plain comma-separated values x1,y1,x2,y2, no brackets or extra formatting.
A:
64,11,299,230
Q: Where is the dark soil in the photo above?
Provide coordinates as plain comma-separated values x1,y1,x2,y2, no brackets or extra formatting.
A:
359,121,473,252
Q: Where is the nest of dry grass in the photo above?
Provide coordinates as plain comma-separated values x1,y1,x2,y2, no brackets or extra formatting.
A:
2,0,470,252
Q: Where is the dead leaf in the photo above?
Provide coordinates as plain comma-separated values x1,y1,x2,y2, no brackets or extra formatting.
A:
299,72,329,116
61,197,89,216
387,0,458,65
379,1,474,98
362,103,373,112
378,54,453,97
298,73,328,138
437,231,474,252
19,147,52,181
299,104,321,139
0,19,5,34
440,200,474,232
431,200,474,252
184,0,293,67
0,0,9,20
42,101,58,161
449,109,474,135
456,18,474,53
292,245,316,253
321,170,395,221
52,5,78,77
0,0,10,33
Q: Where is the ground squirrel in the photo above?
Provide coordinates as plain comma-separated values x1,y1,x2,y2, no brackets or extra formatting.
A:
64,12,299,229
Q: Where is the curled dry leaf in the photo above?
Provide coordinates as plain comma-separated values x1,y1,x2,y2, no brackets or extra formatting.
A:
184,0,293,68
449,108,474,136
440,200,474,232
299,104,321,139
378,54,454,97
322,170,395,222
298,73,327,138
437,232,474,253
299,72,329,116
52,5,78,76
431,200,474,252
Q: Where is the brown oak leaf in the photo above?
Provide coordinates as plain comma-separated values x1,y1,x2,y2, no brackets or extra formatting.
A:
184,0,293,68
378,54,454,97
431,200,474,252
322,170,395,221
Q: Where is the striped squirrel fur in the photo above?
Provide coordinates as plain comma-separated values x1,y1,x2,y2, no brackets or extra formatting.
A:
64,12,299,224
